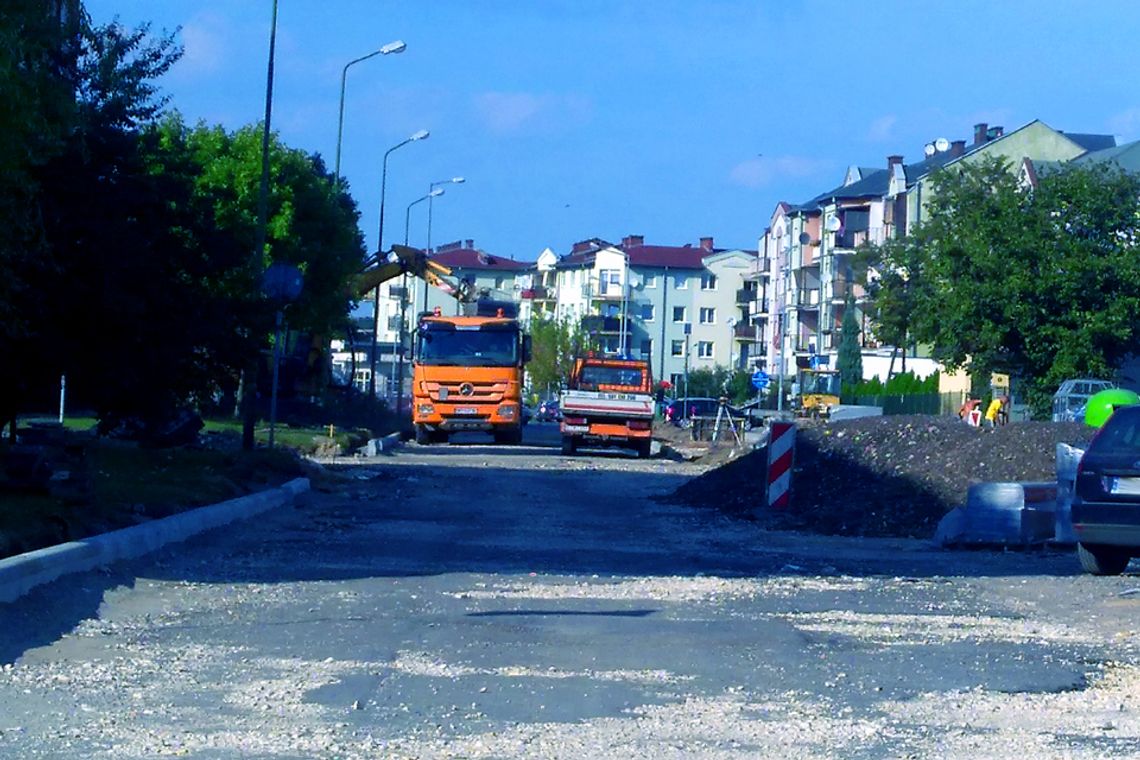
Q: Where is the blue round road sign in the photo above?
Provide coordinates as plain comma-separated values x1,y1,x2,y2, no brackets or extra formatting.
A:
751,370,770,390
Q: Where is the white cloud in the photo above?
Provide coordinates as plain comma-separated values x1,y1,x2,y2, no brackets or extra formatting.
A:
473,91,593,135
176,13,230,77
867,114,897,142
1109,107,1140,141
729,155,829,189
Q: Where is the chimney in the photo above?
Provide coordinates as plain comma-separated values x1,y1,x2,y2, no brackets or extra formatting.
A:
973,122,989,145
464,239,474,249
887,154,903,169
572,240,593,254
699,236,714,251
986,125,1004,140
950,139,966,157
622,234,644,247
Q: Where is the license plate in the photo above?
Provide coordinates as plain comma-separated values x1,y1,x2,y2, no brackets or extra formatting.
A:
562,425,589,434
455,407,478,415
1110,477,1140,496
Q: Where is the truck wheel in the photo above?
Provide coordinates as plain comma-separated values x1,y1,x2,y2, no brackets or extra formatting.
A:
432,430,450,445
635,439,652,459
414,425,431,445
1077,543,1131,575
561,436,577,455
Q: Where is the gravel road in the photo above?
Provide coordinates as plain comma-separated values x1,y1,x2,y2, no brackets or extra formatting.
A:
2,423,1140,758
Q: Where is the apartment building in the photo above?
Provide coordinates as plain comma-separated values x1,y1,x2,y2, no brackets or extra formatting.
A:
759,119,1117,384
527,236,758,389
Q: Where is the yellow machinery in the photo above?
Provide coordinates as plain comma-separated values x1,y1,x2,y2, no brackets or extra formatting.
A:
353,244,475,302
795,368,841,419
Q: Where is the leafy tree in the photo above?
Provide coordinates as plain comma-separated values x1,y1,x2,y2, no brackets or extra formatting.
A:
836,295,863,388
527,314,589,399
861,156,1140,417
0,0,84,432
683,367,753,404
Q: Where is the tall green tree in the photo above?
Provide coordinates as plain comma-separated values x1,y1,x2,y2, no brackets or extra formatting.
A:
836,295,863,388
527,314,589,398
863,156,1140,417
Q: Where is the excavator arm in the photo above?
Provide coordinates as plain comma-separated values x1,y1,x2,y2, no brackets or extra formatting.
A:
352,244,477,302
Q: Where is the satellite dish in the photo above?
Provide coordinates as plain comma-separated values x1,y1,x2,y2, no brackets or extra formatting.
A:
935,137,951,152
923,142,936,158
798,232,811,245
825,215,842,232
726,317,737,327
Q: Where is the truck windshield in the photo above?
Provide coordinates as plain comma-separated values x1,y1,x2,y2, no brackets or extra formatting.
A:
417,326,519,367
578,366,645,390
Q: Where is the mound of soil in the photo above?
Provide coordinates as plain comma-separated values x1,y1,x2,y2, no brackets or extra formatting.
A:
667,415,1096,539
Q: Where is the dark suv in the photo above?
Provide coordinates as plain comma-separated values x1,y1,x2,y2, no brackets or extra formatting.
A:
1072,404,1140,574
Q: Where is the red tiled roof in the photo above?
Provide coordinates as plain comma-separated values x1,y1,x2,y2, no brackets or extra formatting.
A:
625,245,709,269
429,248,531,271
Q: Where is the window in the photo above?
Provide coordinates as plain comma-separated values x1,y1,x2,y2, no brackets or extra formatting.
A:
671,340,684,357
640,339,652,357
670,373,684,389
674,274,688,290
644,274,658,288
699,307,716,324
697,341,714,358
641,303,655,321
672,306,686,323
701,273,717,290
599,269,621,296
494,276,505,290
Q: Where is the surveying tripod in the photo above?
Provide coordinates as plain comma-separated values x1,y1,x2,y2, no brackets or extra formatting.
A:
711,396,744,446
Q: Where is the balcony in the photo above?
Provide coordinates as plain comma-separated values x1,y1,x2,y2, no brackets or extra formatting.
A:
734,322,761,339
581,315,621,334
796,288,820,309
829,280,856,302
736,287,757,305
744,257,771,280
520,285,550,300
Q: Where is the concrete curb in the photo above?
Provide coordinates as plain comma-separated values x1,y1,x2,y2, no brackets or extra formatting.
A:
0,477,310,604
359,432,404,457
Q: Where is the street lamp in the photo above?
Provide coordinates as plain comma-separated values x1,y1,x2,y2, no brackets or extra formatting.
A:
421,176,465,313
619,251,630,358
241,0,279,451
369,128,429,399
334,40,406,182
394,187,445,416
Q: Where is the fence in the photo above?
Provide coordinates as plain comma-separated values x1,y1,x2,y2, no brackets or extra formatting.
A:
851,391,968,416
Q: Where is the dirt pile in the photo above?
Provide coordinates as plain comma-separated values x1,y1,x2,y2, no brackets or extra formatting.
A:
666,415,1095,539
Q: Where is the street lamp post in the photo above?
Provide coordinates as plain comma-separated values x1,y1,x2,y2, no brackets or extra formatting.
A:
421,177,465,314
395,188,445,416
368,129,429,399
241,0,279,451
619,252,630,358
333,40,406,182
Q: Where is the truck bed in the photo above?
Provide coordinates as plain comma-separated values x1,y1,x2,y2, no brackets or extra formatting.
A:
560,389,655,419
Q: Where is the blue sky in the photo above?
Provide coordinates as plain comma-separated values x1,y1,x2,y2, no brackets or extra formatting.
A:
86,0,1140,262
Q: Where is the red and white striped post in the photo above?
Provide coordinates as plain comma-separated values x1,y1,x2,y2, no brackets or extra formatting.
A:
765,421,796,510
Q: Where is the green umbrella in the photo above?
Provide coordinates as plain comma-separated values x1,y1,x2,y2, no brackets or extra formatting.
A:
1084,388,1140,428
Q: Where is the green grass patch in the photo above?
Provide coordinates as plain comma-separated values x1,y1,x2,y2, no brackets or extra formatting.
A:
0,427,311,560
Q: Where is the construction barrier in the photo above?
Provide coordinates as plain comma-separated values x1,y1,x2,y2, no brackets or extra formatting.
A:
766,421,795,510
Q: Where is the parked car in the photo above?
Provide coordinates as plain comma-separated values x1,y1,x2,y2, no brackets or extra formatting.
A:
535,400,561,422
1072,403,1140,574
664,397,752,429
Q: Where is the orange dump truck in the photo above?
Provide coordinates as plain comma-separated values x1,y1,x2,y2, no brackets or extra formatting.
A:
559,355,655,458
412,301,531,445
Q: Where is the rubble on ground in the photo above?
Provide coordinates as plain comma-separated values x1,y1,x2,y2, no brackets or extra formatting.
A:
665,415,1095,539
